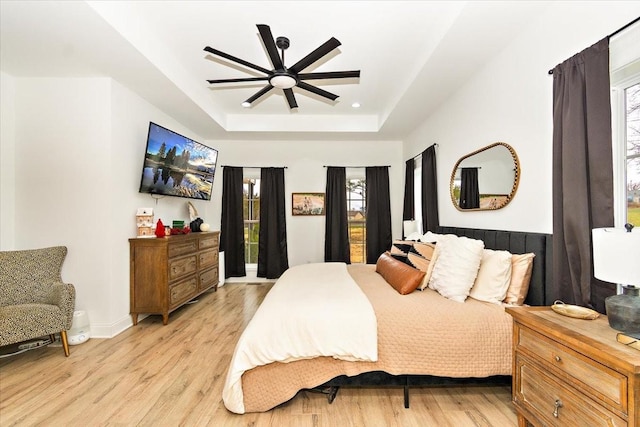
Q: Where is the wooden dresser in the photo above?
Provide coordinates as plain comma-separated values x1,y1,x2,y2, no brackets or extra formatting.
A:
507,306,640,427
129,231,220,325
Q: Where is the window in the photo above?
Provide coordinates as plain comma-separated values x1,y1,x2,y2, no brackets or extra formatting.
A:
347,178,366,263
413,157,423,234
625,82,640,225
612,75,640,226
611,25,640,227
243,178,260,264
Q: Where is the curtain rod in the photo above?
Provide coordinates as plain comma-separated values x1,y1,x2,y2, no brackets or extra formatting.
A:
323,165,391,168
548,16,640,75
220,165,288,169
409,143,439,161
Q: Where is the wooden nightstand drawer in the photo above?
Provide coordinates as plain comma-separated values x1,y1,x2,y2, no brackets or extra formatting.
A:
518,326,627,410
516,354,627,427
168,240,198,258
169,255,197,281
169,277,197,307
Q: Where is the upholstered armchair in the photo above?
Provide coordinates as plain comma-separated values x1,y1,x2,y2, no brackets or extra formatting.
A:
0,246,76,356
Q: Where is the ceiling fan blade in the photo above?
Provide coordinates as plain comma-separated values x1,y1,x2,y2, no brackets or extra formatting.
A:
297,81,339,101
207,77,270,84
257,24,284,70
245,84,274,105
204,46,272,75
298,70,360,80
288,37,341,74
283,88,298,109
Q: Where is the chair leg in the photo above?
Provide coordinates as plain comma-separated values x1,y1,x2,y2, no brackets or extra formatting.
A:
49,334,56,343
60,330,70,357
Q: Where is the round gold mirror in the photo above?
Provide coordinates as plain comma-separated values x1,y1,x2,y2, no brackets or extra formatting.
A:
450,142,520,211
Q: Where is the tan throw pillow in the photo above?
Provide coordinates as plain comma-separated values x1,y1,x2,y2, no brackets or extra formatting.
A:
469,249,513,304
376,252,425,295
504,253,536,305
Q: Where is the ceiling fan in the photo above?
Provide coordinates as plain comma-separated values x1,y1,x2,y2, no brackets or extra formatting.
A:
204,24,360,109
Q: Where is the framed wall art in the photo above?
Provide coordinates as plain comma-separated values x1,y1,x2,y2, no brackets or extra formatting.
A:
292,193,325,216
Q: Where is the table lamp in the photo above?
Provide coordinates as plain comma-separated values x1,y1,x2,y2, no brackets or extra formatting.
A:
403,220,418,239
592,224,640,337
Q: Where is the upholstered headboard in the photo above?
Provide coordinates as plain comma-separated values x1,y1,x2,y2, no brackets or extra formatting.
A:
436,226,552,306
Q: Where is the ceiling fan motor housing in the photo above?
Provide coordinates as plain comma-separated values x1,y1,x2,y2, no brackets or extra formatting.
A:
276,36,290,50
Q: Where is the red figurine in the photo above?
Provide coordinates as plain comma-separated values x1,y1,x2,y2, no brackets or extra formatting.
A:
155,219,165,237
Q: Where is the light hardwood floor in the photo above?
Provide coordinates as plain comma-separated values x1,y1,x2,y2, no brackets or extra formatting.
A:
0,283,518,426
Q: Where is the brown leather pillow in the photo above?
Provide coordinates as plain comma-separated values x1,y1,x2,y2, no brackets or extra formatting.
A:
376,252,425,295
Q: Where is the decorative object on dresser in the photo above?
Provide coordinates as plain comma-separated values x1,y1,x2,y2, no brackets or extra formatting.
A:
129,231,219,325
592,224,640,338
507,306,640,427
135,207,154,237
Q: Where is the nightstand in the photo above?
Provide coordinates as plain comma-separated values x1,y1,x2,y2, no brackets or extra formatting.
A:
506,306,640,427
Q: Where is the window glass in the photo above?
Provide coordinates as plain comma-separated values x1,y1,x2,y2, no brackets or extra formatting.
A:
347,179,366,263
243,178,260,264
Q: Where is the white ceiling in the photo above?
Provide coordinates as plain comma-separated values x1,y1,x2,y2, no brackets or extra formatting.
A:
0,1,551,140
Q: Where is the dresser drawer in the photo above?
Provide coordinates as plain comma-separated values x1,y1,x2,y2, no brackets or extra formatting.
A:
199,234,219,250
515,354,627,427
199,267,218,292
517,326,627,411
168,240,198,258
169,277,197,307
199,249,218,269
168,255,197,281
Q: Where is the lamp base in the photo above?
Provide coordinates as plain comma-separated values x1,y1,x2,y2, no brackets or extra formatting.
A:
605,289,640,335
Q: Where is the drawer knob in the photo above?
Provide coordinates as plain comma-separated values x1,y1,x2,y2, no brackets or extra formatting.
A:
554,355,561,362
553,399,563,418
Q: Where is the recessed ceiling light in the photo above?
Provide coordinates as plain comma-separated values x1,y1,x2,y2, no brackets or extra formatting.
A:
352,102,361,108
241,102,251,108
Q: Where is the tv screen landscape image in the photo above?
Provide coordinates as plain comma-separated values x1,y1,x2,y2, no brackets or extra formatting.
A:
139,122,218,201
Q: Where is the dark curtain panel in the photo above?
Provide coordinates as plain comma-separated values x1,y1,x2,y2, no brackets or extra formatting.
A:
403,158,415,225
421,145,440,232
220,166,246,278
324,167,351,263
366,166,392,264
552,37,615,313
459,167,480,209
257,168,289,279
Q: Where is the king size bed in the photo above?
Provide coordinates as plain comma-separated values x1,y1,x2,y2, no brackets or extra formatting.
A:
223,227,552,414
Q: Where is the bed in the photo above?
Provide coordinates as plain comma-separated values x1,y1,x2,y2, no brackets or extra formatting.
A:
223,227,551,414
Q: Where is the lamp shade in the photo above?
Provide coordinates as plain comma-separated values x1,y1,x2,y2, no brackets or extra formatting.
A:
403,220,418,238
592,228,640,287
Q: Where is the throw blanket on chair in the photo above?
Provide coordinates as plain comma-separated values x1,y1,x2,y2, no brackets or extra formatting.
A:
222,262,378,414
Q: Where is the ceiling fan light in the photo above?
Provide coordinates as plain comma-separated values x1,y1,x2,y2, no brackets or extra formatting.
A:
270,74,297,89
241,101,251,108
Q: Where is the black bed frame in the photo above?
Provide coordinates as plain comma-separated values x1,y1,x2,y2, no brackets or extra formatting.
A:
313,226,553,408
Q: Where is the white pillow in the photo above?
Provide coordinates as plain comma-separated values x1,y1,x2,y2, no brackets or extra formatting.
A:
469,249,513,304
428,235,485,302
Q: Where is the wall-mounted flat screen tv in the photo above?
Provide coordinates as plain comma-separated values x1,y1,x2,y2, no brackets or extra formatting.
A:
138,122,218,201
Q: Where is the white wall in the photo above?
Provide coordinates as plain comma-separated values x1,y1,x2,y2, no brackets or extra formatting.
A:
208,139,404,274
0,72,16,249
404,1,640,234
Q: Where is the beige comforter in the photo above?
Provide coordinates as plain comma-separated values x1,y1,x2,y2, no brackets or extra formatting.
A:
237,263,513,413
